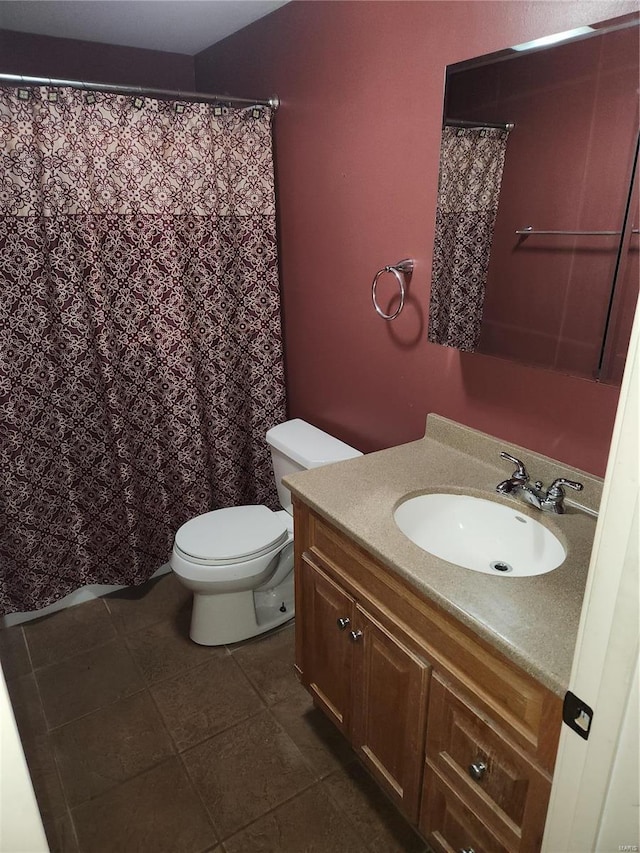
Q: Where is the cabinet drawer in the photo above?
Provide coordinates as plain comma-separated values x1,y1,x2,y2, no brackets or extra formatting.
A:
426,674,550,852
420,764,511,853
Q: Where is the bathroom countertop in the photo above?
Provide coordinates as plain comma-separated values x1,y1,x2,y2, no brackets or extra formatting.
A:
283,414,602,697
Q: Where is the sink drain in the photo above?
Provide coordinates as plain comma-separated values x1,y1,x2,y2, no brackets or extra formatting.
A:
490,561,513,573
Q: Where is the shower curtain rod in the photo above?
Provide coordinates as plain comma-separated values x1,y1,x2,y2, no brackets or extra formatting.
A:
0,72,279,110
445,118,515,131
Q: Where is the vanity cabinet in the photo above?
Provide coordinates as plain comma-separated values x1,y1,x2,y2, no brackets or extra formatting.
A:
293,499,563,852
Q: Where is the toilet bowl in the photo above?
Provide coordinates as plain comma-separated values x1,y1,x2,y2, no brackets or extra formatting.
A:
171,419,362,645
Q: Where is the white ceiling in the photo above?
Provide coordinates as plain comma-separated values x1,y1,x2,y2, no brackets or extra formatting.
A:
0,0,289,56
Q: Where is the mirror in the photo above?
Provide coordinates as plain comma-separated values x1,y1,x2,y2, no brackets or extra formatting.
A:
429,13,639,385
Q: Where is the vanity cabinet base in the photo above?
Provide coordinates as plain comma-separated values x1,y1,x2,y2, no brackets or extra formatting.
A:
293,500,562,852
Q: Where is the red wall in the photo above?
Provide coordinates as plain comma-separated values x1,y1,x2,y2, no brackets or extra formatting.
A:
0,29,194,89
195,0,639,476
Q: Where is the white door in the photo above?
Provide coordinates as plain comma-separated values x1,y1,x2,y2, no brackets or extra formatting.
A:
543,301,639,852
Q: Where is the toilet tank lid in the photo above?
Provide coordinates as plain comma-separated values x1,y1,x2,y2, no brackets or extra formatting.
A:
266,419,362,469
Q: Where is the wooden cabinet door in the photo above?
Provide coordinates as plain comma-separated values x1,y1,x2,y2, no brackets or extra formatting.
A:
351,605,431,822
300,557,355,735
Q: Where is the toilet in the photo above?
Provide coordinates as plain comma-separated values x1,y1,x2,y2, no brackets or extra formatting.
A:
170,419,362,645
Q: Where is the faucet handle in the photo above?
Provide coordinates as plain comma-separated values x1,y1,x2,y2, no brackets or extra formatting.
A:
547,477,584,498
499,452,529,483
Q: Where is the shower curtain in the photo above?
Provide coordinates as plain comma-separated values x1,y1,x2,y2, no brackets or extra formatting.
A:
0,86,286,615
428,126,511,351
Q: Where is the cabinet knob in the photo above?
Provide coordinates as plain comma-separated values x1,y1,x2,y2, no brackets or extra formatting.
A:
459,848,476,853
336,617,350,630
349,629,363,642
468,760,487,781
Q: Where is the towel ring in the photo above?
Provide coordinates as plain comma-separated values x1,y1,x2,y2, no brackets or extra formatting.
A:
371,259,414,320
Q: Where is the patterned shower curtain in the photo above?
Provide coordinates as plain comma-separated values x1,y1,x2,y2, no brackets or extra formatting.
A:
0,86,286,615
428,126,511,351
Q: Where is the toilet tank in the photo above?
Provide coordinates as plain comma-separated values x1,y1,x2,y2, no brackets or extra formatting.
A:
266,419,362,514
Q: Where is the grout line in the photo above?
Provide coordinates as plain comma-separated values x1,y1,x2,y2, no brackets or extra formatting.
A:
321,757,428,853
26,642,50,735
44,683,148,734
11,641,75,852
122,634,232,690
28,632,126,674
19,624,36,673
142,666,259,765
176,703,318,844
225,618,295,654
67,753,179,816
107,607,184,639
266,697,358,783
176,747,224,844
50,686,173,798
61,804,82,853
264,699,324,782
169,702,267,756
218,777,322,845
178,704,273,758
206,695,326,842
228,629,297,708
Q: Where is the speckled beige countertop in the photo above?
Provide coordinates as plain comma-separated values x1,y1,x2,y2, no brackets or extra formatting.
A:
284,414,602,697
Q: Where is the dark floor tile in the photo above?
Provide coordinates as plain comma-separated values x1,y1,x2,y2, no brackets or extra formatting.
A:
125,608,225,685
5,672,48,744
231,624,300,706
22,732,68,824
271,688,355,780
0,624,32,681
105,572,190,635
183,710,314,839
222,783,370,853
36,637,144,728
53,691,174,807
151,655,264,752
323,762,427,853
4,673,63,822
71,757,217,853
23,599,116,669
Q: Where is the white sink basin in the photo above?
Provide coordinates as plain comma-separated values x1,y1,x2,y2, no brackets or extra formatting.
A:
393,493,566,577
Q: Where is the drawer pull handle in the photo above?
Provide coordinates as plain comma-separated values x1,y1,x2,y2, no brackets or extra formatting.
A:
336,617,350,630
468,760,487,781
349,629,363,642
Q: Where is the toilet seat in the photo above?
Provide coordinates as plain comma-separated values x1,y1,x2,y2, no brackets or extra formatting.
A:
174,505,288,566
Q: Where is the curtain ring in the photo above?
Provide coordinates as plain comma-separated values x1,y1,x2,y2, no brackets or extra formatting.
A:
371,259,414,320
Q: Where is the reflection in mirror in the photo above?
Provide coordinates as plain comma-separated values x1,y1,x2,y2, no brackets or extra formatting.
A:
428,14,639,385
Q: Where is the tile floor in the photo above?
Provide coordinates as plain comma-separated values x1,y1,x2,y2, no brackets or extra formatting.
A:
0,573,429,853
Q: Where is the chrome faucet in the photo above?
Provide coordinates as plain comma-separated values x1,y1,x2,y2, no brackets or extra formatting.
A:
496,452,583,514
